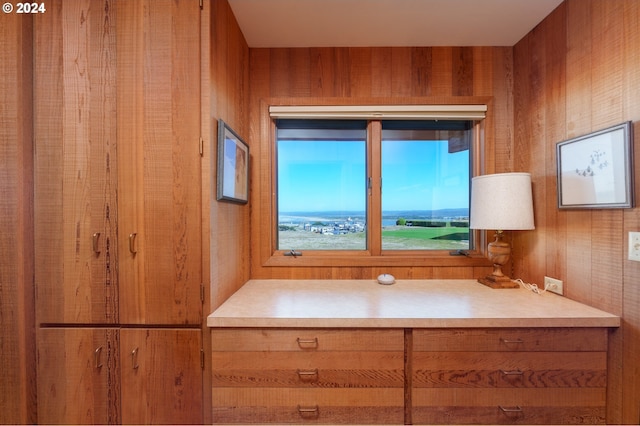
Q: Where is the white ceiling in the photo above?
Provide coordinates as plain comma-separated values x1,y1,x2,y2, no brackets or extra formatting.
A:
228,0,564,48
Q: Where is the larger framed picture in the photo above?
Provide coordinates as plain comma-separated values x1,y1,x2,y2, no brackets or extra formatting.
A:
556,121,634,209
217,119,249,204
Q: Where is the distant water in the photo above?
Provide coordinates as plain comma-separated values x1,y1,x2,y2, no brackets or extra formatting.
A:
279,209,469,226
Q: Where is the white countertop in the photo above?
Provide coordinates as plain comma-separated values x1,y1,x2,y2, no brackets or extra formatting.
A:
207,279,620,328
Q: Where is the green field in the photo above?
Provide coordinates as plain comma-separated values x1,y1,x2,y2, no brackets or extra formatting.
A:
381,225,469,249
278,225,469,250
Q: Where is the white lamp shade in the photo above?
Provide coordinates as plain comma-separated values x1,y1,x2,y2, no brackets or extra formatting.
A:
470,172,535,230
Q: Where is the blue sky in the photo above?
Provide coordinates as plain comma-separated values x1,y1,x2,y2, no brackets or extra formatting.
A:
277,140,469,213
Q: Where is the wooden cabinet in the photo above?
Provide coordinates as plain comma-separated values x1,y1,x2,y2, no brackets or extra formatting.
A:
37,328,203,425
211,326,610,425
212,328,405,424
34,0,203,423
412,328,608,424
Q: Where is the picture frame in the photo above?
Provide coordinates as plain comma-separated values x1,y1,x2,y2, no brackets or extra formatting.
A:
556,121,634,209
217,119,249,204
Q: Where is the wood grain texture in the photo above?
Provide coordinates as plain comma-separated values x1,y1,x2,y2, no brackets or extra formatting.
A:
34,0,118,325
117,0,202,325
120,328,203,424
512,1,640,423
208,0,252,311
0,10,36,424
36,328,116,424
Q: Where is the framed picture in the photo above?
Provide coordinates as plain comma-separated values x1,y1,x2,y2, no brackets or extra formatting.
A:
217,119,249,204
557,121,634,209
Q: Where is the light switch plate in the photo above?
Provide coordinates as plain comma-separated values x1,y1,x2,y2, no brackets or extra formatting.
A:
629,232,640,262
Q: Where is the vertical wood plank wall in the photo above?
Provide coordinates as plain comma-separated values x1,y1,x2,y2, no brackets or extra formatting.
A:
0,12,36,425
512,1,640,423
206,0,251,310
248,46,515,279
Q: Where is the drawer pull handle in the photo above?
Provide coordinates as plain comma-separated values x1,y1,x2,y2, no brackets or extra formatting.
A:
500,338,524,345
131,347,139,369
296,337,318,349
297,405,319,417
92,232,101,255
94,346,103,369
500,369,524,376
499,406,523,413
297,369,319,381
129,233,137,254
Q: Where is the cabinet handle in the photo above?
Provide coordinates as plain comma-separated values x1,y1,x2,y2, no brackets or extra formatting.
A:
94,346,103,369
297,405,319,417
296,337,318,349
92,232,101,255
131,347,139,369
499,406,523,413
500,337,524,345
500,369,524,376
297,369,319,381
128,233,137,254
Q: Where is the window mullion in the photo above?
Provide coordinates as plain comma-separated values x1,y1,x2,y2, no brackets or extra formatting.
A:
368,121,382,256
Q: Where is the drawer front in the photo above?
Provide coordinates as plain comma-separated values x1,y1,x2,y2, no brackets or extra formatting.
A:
413,328,607,352
413,351,607,388
213,350,404,387
212,328,404,351
413,388,606,424
213,388,404,424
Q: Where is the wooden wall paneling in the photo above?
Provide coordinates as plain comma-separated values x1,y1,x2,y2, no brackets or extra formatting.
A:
513,1,640,423
410,47,432,97
209,0,252,307
349,48,373,98
542,5,567,289
371,47,393,97
589,0,625,316
564,0,593,303
0,11,36,424
622,2,640,423
200,1,212,423
390,47,412,97
430,47,453,96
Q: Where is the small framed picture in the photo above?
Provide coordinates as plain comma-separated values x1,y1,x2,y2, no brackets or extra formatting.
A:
556,121,634,209
217,119,249,204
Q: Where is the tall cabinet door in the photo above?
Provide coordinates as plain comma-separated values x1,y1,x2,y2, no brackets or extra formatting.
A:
34,0,118,325
120,328,203,424
116,0,202,325
37,328,119,424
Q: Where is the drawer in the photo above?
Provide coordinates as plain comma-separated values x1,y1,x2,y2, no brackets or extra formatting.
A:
413,388,606,424
412,351,607,388
212,328,404,351
213,350,404,387
213,387,404,424
413,328,607,352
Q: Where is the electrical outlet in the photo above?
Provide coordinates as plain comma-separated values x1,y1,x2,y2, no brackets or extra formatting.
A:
544,276,563,295
629,232,640,262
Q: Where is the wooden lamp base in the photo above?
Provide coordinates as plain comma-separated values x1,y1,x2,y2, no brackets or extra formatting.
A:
477,231,519,289
477,274,519,289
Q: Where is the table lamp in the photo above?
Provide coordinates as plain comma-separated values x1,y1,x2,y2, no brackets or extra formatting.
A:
470,172,535,288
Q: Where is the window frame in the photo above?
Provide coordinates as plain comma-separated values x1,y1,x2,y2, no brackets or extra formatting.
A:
259,99,494,268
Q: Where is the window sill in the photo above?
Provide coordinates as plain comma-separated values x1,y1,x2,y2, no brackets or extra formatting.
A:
264,252,492,267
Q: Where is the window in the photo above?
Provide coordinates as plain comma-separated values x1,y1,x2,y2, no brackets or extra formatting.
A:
276,121,367,250
381,121,472,251
275,118,476,254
